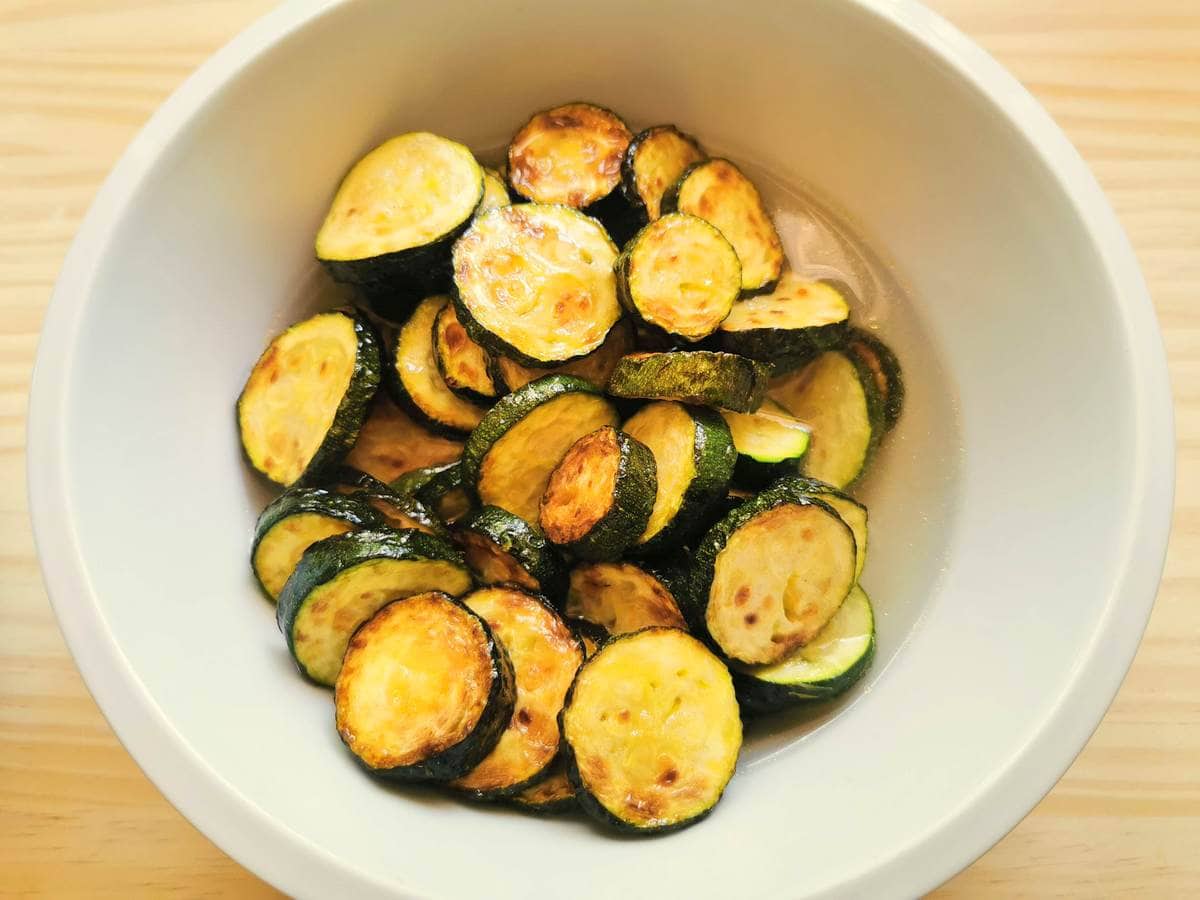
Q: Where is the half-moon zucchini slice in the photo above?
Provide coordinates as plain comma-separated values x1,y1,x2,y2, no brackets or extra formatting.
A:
432,301,501,405
565,561,688,634
621,125,705,221
455,505,567,600
495,319,634,392
344,392,462,484
608,351,769,413
326,466,449,540
718,275,851,365
507,103,631,208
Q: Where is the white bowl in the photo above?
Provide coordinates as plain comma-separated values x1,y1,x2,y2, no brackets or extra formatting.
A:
28,0,1173,897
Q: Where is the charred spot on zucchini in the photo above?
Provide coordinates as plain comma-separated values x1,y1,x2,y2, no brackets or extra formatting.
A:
334,591,514,780
462,375,619,525
238,308,380,487
413,461,474,524
452,204,622,366
277,529,473,686
451,587,584,799
718,275,851,365
507,103,631,208
685,479,857,665
561,628,741,833
662,158,784,295
845,327,904,431
432,302,500,404
608,351,769,413
615,214,740,342
344,392,462,483
539,427,657,561
495,319,634,392
510,756,577,814
478,167,512,214
720,399,812,488
621,125,705,221
622,401,735,555
565,561,688,634
781,475,868,582
768,350,884,488
455,505,567,599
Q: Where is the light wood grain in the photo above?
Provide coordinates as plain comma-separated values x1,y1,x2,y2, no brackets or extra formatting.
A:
1,1,1196,896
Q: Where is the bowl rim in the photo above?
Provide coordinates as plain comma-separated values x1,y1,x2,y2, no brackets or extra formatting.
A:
26,0,1175,897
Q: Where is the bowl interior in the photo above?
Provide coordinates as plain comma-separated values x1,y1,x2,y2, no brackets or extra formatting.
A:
43,0,1160,897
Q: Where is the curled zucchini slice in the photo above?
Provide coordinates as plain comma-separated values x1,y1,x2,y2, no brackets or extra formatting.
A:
718,275,851,365
507,102,631,208
452,587,584,799
510,756,577,814
277,529,473,685
561,628,742,833
565,561,688,634
238,309,380,487
539,427,657,561
495,319,634,392
608,351,769,413
662,158,784,295
344,392,462,484
720,399,812,487
621,125,705,221
452,204,621,366
615,213,740,342
456,505,567,600
433,302,500,404
845,327,904,431
334,591,514,781
784,475,868,582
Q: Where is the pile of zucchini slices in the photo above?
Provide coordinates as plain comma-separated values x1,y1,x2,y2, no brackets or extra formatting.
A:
237,102,903,834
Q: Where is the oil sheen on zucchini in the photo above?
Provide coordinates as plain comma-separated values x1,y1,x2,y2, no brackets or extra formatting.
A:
238,308,380,487
276,529,473,686
334,591,515,781
452,204,621,366
561,628,742,833
718,275,851,365
507,103,631,208
720,399,812,487
608,351,769,413
432,301,500,404
451,587,584,799
565,561,688,633
495,319,634,392
621,125,705,221
344,393,462,483
456,505,568,600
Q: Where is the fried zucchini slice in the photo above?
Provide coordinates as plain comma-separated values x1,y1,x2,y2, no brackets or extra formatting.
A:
334,591,514,781
507,102,631,208
845,327,904,431
451,204,621,366
539,426,657,561
510,755,577,814
784,475,869,582
495,319,634,392
565,561,688,633
344,392,462,483
455,505,567,599
662,158,784,295
718,275,851,364
276,529,473,685
561,628,742,833
432,301,500,404
608,351,769,413
412,461,475,524
615,213,740,342
451,587,584,799
621,125,705,221
720,399,812,487
478,167,512,214
238,309,380,487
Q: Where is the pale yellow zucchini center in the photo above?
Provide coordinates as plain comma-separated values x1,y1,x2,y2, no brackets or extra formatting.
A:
721,274,849,331
566,562,688,633
634,130,704,220
622,401,697,543
508,104,631,207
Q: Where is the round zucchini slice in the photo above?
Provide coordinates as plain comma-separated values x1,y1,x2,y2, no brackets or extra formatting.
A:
509,756,577,814
845,327,904,431
412,461,475,525
495,319,635,392
615,213,740,342
451,587,584,799
276,529,473,686
622,401,735,555
386,295,488,435
326,466,449,540
316,132,484,299
662,158,784,296
607,351,770,413
720,399,812,488
685,479,857,665
455,505,567,600
432,301,501,404
507,102,632,208
462,375,619,525
344,392,462,484
768,350,885,488
621,125,705,221
477,167,512,214
718,275,851,364
732,584,875,714
561,628,742,834
565,561,688,634
451,204,621,366
251,487,384,600
238,308,380,487
539,426,657,561
334,591,514,781
783,475,868,582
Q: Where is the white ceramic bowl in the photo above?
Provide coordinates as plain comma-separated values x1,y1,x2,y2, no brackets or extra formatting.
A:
28,1,1173,897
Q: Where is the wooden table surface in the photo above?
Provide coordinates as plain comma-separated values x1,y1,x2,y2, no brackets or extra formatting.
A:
2,1,1197,896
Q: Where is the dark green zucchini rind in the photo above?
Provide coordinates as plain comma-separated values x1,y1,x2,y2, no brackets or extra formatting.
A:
560,627,742,834
539,427,657,561
412,461,475,525
390,462,455,498
432,301,501,405
325,466,450,540
335,591,515,782
276,529,473,686
622,401,736,556
718,275,852,366
238,308,381,487
608,351,769,413
565,616,612,658
720,400,812,488
776,475,868,582
845,327,905,432
456,505,568,601
620,125,705,222
732,584,875,715
509,755,579,814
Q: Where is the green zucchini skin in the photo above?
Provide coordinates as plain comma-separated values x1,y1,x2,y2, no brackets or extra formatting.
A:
456,505,568,601
326,465,450,540
607,351,769,413
390,462,455,497
620,125,705,222
412,461,474,524
565,616,612,657
721,403,812,489
845,327,905,432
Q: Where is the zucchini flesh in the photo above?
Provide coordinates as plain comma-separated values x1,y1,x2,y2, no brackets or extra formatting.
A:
608,351,769,413
845,327,904,431
784,475,869,582
510,756,577,813
452,587,584,798
561,628,741,833
662,158,784,295
720,399,811,487
539,427,657,561
344,393,462,483
451,204,621,366
433,302,499,403
495,319,634,392
456,505,567,599
478,167,511,214
334,591,514,781
768,350,883,488
621,125,705,221
507,103,631,207
238,309,380,486
388,296,487,434
565,561,688,633
718,275,851,363
276,529,473,685
615,213,740,341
